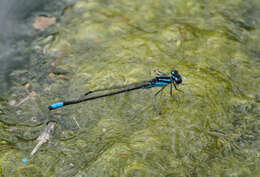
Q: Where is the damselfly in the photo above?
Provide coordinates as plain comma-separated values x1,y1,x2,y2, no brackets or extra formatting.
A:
48,70,183,110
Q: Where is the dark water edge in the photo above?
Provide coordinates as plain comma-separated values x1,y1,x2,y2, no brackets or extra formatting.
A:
0,0,71,97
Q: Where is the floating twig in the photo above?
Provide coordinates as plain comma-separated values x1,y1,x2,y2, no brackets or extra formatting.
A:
30,121,56,156
72,117,80,129
15,91,36,107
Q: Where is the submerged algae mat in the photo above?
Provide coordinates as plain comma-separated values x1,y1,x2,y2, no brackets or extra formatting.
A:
1,0,260,176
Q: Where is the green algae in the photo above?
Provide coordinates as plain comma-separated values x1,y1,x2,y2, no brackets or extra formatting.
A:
1,0,260,176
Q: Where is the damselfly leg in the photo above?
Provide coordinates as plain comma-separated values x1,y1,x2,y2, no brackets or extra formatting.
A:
170,83,173,96
173,82,184,93
154,86,167,97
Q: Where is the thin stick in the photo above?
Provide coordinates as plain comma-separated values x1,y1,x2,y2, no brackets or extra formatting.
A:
30,122,56,156
72,117,80,129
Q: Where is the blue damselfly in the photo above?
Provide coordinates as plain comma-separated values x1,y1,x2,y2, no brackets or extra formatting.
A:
48,70,183,110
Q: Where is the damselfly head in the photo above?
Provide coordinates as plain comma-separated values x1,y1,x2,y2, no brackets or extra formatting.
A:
171,70,182,84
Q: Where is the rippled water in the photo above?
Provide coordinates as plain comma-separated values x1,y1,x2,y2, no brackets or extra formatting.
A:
0,0,260,176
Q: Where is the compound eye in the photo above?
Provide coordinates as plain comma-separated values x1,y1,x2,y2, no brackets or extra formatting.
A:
176,77,182,84
171,70,179,76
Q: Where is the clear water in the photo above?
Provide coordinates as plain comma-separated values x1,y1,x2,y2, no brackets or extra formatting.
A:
0,0,67,96
0,0,259,176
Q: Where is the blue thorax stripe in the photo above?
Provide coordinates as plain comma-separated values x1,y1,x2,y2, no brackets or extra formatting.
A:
158,78,171,82
154,82,169,87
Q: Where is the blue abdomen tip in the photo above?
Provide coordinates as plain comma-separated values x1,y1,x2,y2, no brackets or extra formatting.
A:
49,102,64,110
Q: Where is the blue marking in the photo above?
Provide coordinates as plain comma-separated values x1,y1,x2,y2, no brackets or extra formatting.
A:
171,71,175,75
158,78,171,82
172,76,178,81
50,102,64,109
22,158,28,163
155,82,169,87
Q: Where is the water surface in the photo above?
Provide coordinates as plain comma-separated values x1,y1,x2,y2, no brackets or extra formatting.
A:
0,0,260,176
